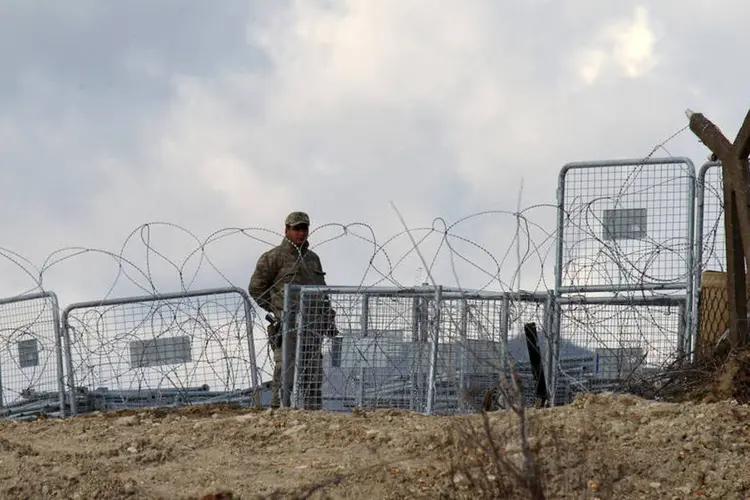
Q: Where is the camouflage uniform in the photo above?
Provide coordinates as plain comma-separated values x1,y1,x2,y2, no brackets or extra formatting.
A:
248,212,337,409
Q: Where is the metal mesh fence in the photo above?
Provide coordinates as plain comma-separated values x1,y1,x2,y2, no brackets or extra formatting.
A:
695,271,731,361
556,158,696,294
0,292,65,418
554,295,685,401
286,288,433,412
62,287,260,414
283,286,556,414
696,161,725,274
434,292,552,414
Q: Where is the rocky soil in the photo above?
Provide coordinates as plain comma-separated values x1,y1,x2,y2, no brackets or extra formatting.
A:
0,392,747,499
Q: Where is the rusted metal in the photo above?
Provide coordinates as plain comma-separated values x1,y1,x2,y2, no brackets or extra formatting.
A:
688,109,750,349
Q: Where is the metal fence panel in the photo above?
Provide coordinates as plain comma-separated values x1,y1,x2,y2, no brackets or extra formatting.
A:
555,158,696,295
284,287,433,413
553,294,686,403
434,292,553,413
0,292,65,418
695,161,725,275
282,286,554,415
61,287,260,415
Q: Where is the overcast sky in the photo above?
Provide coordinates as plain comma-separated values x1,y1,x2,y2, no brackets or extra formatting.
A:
0,0,745,305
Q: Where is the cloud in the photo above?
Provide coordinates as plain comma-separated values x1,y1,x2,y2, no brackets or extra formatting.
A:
0,0,745,305
574,5,659,84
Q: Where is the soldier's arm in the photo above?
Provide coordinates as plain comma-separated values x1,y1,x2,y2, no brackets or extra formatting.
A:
249,251,277,313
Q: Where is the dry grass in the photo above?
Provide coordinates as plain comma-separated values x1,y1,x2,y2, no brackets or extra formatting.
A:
443,368,547,500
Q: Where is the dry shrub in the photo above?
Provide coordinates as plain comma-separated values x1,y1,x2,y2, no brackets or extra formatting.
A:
627,344,750,404
442,371,545,500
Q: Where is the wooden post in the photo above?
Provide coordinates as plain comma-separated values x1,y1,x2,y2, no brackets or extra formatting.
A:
688,109,750,349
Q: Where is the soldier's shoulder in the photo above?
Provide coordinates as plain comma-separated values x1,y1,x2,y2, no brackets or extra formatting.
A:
256,244,284,266
263,244,285,257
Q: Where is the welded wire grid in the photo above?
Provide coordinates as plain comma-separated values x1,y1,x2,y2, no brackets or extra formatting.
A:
0,295,62,411
64,290,258,412
290,288,559,414
558,160,694,291
434,296,506,413
697,162,725,273
293,291,432,412
555,297,684,400
434,295,551,413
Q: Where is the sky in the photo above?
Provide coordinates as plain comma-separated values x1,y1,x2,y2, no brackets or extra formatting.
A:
0,1,747,397
1,0,746,301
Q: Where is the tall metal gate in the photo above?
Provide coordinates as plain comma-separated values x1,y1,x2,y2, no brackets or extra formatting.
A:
553,157,697,400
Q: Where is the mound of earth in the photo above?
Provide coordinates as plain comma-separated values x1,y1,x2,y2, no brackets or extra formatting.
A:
0,393,747,499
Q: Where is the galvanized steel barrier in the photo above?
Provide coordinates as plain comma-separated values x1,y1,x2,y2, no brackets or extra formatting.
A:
279,285,690,414
61,287,261,415
280,285,565,414
0,292,66,419
553,158,696,400
553,293,687,398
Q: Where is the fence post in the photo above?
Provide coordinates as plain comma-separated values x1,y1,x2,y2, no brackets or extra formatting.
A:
357,295,369,409
678,299,688,361
291,291,306,409
691,161,721,361
281,284,293,408
425,286,442,415
240,295,260,408
688,109,750,349
685,157,697,360
60,308,78,416
458,299,468,411
501,294,510,378
543,291,555,407
48,292,67,417
409,296,422,412
0,346,4,409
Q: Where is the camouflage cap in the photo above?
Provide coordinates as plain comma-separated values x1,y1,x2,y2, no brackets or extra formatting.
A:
285,211,310,227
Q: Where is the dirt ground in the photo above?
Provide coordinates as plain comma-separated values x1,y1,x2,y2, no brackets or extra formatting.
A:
0,392,747,500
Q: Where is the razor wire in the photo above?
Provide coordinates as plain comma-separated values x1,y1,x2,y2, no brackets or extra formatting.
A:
0,160,720,416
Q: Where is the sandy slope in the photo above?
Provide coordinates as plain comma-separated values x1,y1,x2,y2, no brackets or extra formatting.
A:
0,393,747,499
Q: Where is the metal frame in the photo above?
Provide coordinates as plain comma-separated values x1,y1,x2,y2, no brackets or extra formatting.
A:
693,160,723,356
552,293,687,401
554,157,697,354
281,284,551,414
61,286,260,415
0,291,65,417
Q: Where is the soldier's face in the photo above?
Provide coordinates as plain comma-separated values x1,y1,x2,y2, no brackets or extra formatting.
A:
285,224,309,245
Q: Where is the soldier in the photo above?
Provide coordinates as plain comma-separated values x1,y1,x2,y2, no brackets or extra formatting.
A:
249,211,338,410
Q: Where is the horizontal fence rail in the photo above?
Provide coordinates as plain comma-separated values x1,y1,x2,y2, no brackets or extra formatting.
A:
61,287,261,415
0,292,65,419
